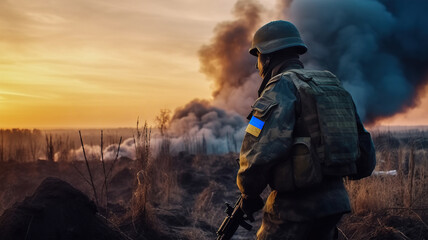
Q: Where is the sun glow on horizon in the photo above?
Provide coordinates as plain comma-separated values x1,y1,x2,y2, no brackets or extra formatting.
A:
375,79,428,127
0,0,239,129
0,0,427,129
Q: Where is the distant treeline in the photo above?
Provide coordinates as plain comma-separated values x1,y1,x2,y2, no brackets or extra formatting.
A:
0,128,133,162
0,129,43,162
1,128,428,168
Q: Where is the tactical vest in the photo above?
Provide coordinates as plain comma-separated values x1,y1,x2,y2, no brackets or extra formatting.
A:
270,69,359,192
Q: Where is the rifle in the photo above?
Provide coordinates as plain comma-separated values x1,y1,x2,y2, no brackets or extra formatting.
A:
216,195,252,240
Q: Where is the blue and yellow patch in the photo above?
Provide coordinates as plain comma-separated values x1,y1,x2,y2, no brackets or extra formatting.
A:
246,116,265,137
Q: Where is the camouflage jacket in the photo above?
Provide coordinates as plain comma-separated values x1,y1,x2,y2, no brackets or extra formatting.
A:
236,66,368,221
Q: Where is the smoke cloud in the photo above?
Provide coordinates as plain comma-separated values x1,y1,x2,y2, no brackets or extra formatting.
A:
167,0,264,154
71,138,136,161
105,0,425,156
198,0,262,116
282,0,428,122
168,100,246,153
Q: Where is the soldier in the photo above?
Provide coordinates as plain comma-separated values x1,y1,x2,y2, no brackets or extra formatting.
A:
237,20,376,240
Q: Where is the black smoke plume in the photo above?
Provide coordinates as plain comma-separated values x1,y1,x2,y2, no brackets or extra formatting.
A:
283,0,428,123
170,0,428,154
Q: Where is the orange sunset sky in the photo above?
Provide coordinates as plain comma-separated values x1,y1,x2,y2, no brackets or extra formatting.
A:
0,0,427,129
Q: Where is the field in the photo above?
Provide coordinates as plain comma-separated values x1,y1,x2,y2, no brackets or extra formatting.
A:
0,127,427,239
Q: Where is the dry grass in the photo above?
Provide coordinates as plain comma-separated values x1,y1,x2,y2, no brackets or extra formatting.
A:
193,181,227,228
129,120,182,238
342,133,428,239
346,146,428,213
2,127,428,239
181,227,209,240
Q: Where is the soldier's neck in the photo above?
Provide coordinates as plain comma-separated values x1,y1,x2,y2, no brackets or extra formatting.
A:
258,58,304,96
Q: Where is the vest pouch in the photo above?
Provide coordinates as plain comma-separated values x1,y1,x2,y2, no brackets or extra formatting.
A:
270,158,295,192
292,137,323,188
269,137,323,192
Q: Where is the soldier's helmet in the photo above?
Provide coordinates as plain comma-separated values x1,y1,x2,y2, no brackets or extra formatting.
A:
249,20,307,56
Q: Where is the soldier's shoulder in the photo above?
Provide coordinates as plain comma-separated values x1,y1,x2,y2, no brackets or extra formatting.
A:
285,69,339,82
265,68,332,88
263,71,299,95
259,73,299,104
266,71,293,87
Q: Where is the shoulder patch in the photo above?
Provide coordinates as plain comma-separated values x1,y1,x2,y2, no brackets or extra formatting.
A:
246,115,265,137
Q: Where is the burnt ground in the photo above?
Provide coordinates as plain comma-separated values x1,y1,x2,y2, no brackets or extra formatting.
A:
0,155,427,239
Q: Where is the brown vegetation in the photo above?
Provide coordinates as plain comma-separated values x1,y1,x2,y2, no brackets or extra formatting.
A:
0,127,427,239
340,131,428,239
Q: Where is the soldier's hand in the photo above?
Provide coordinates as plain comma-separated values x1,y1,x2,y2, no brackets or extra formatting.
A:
240,194,264,222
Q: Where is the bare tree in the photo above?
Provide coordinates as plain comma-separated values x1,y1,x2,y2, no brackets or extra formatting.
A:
0,130,4,162
155,109,171,137
46,134,54,162
29,129,42,161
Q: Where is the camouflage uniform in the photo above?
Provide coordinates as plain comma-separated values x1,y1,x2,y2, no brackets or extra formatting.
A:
237,63,374,239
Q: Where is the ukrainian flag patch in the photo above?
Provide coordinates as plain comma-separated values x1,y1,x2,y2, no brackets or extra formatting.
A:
246,116,265,137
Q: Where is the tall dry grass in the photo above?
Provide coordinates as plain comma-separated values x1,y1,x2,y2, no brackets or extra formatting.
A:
346,133,428,213
130,117,181,235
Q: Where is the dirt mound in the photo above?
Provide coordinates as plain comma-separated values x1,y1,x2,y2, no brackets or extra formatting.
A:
0,177,129,240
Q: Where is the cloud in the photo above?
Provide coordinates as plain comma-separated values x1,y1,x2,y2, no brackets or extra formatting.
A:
282,0,428,122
